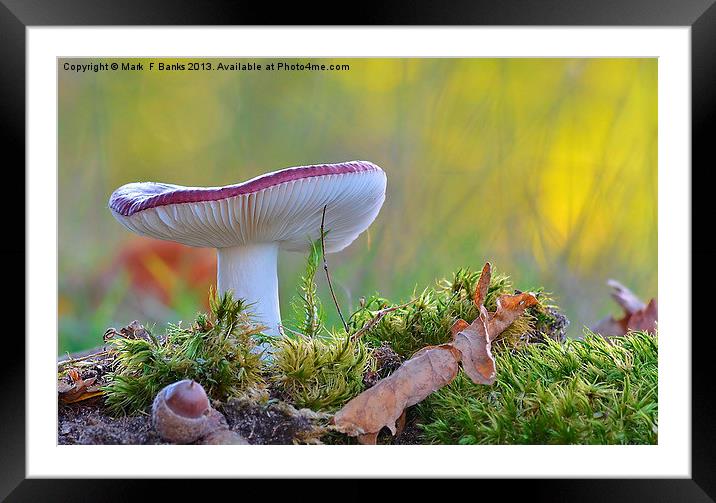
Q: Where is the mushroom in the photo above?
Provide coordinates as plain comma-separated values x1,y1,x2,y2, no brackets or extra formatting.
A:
109,161,387,338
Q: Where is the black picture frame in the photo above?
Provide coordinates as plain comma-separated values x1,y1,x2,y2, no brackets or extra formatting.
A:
3,0,712,500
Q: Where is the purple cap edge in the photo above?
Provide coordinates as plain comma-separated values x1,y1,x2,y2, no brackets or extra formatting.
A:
109,160,382,217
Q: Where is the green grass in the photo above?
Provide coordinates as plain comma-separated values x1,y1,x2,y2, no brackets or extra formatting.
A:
418,330,658,444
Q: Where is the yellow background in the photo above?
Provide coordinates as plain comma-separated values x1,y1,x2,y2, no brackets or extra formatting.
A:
58,58,657,353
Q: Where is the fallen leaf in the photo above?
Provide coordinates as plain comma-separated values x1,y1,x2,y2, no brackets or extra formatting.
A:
104,320,153,343
452,307,496,385
58,370,103,404
487,292,539,337
473,262,492,308
335,262,540,443
450,319,469,337
333,345,460,444
627,298,658,333
591,316,626,338
591,280,657,336
607,279,646,315
452,291,537,385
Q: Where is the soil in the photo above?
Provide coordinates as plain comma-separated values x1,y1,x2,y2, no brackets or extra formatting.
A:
217,398,328,444
58,394,425,445
58,395,334,445
59,398,165,445
362,342,402,388
56,339,427,446
390,413,425,445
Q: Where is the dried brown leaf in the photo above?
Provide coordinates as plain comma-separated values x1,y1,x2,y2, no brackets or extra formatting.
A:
487,293,538,340
450,318,469,337
607,279,646,315
591,280,657,336
104,320,153,343
335,263,542,443
333,345,460,442
473,262,492,308
58,373,103,404
591,316,627,337
68,368,81,382
61,389,104,404
59,384,102,403
57,381,75,394
626,298,658,333
452,307,495,385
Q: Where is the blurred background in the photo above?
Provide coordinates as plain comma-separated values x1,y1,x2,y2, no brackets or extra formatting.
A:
58,58,657,355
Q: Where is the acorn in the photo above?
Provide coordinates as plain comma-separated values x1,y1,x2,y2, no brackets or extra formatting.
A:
152,379,214,443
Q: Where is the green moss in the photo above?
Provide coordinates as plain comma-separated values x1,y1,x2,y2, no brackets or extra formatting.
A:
418,330,658,444
347,266,547,358
103,290,266,415
289,237,324,338
101,235,651,448
98,245,656,447
269,332,368,411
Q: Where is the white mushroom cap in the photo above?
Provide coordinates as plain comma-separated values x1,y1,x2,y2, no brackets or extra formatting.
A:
109,160,386,253
108,161,387,341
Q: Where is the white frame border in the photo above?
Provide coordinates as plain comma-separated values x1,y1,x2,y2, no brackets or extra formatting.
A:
27,27,690,478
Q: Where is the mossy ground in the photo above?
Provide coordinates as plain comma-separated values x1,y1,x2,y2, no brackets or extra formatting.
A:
102,291,265,415
418,330,657,444
86,247,656,445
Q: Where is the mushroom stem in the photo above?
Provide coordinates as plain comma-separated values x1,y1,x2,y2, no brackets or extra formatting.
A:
216,243,281,337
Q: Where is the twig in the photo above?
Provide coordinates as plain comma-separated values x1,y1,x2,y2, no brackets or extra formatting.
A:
278,324,310,338
350,300,416,341
321,205,348,332
57,349,112,368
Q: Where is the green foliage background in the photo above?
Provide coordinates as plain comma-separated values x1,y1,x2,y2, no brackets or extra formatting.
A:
58,58,657,354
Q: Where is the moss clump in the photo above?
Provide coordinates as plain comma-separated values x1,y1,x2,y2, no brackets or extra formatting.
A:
99,233,570,439
269,333,368,411
418,330,658,444
289,237,324,338
103,290,265,415
347,267,557,358
264,235,368,412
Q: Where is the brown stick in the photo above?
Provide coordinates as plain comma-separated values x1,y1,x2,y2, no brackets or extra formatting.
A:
321,205,348,332
350,300,416,341
57,349,111,367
